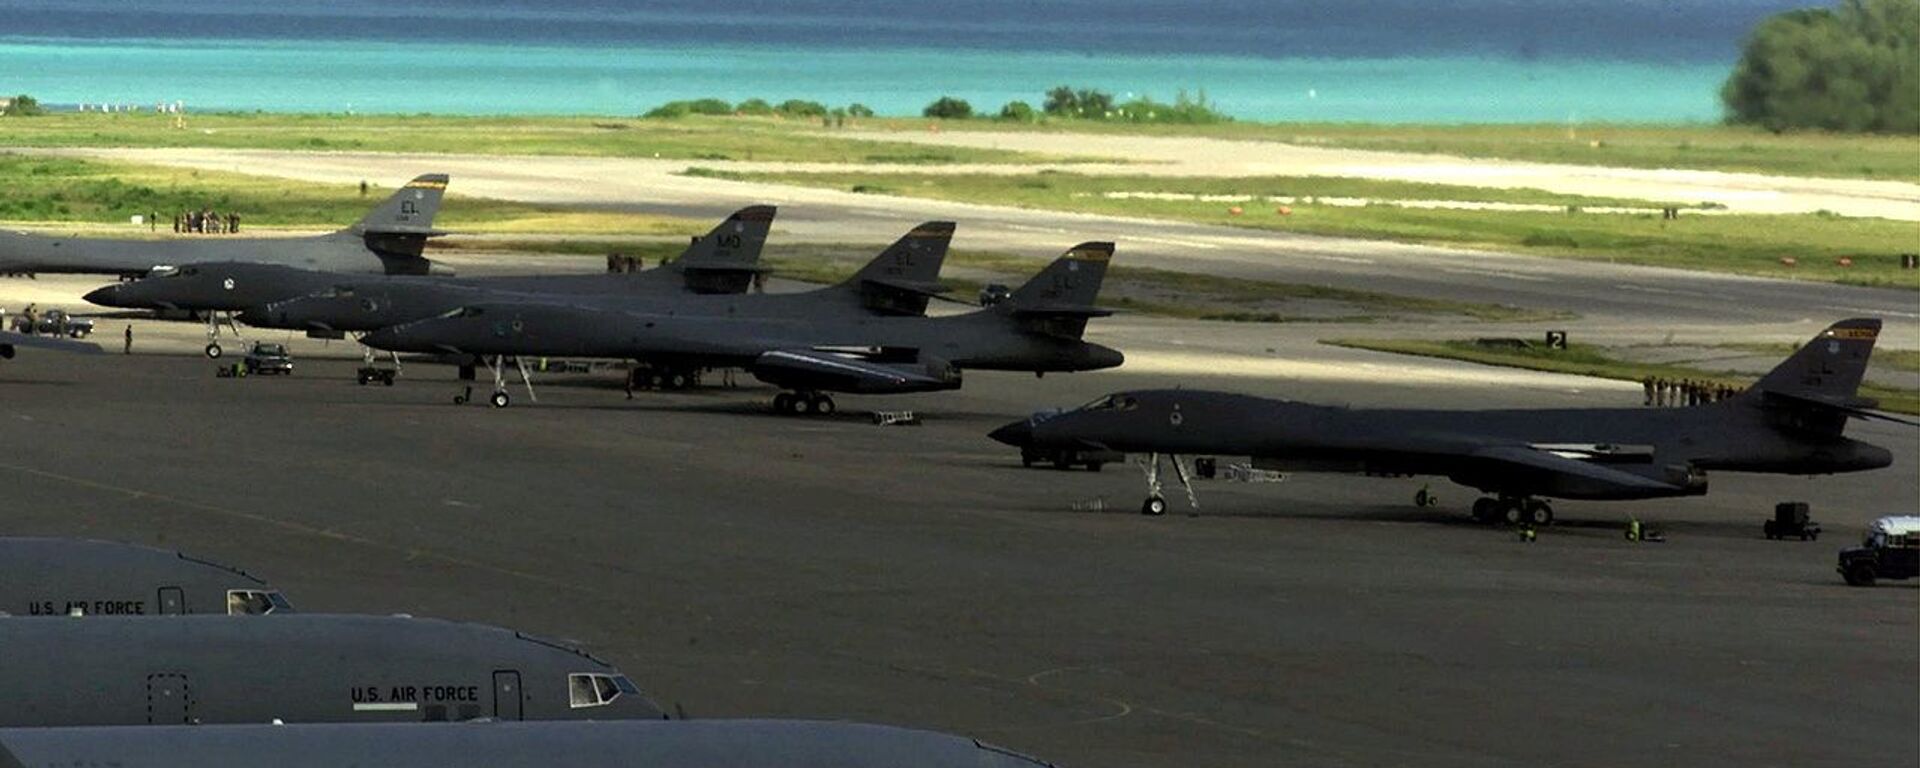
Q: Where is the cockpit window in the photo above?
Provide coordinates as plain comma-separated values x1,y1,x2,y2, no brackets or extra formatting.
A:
1076,394,1138,412
226,589,290,615
568,673,628,708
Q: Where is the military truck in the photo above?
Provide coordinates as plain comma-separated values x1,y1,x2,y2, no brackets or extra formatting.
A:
1838,516,1920,586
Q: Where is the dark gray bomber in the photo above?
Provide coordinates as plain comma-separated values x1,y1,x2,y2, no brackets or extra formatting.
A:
995,318,1904,520
0,720,1056,768
1,175,451,277
0,537,290,617
0,614,662,724
363,242,1123,412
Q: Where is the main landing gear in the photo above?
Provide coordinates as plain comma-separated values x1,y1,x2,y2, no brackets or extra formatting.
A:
772,391,834,416
455,355,537,408
1470,495,1554,526
1135,452,1199,517
202,311,245,358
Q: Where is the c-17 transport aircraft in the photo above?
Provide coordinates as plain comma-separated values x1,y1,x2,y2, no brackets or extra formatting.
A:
82,205,780,358
362,242,1124,412
0,720,1058,768
0,615,662,724
0,537,291,617
0,174,452,278
992,318,1906,519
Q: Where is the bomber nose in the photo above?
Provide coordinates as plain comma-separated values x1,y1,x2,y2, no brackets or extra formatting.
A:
82,284,124,307
988,418,1034,447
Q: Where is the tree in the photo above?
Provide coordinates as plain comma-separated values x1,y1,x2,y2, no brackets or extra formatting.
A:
734,98,775,116
776,99,828,118
922,96,973,119
1043,86,1078,116
1,94,44,117
846,103,875,118
1722,0,1919,133
998,100,1036,122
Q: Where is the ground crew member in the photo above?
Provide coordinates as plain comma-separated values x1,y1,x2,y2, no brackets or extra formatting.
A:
1641,376,1654,406
1626,517,1643,542
123,325,133,355
625,369,637,400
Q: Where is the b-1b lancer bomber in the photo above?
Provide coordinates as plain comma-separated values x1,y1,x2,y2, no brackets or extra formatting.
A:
0,615,661,725
363,242,1123,411
84,205,780,358
0,720,1058,768
0,537,291,617
0,174,452,278
994,319,1906,520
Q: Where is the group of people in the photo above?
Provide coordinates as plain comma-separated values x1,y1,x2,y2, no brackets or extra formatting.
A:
1642,376,1742,407
171,209,240,234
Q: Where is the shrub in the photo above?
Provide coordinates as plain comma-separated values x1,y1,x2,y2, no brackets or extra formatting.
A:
998,100,1037,122
922,96,974,119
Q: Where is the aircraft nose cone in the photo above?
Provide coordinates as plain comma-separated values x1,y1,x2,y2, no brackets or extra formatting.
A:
988,418,1034,447
1088,344,1125,370
82,285,124,307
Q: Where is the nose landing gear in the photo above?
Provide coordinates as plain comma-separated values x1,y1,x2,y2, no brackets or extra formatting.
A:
1135,452,1199,517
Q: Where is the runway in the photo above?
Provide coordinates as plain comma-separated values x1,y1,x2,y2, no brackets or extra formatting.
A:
2,344,1913,768
31,147,1920,342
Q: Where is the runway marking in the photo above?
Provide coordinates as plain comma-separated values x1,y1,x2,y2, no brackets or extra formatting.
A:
1312,254,1377,265
1611,283,1702,297
0,460,618,600
1824,304,1920,320
1005,223,1070,234
1124,235,1223,251
1438,267,1550,283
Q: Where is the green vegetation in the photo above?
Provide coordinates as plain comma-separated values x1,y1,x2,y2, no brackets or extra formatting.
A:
0,112,1077,164
1723,0,1919,133
1325,337,1920,415
854,119,1920,182
997,100,1037,123
704,169,1920,289
643,97,833,120
1038,85,1230,124
439,239,1550,323
0,155,702,234
1,94,44,117
922,96,974,120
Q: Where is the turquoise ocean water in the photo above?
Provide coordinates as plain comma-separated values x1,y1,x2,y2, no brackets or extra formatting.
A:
0,1,1798,122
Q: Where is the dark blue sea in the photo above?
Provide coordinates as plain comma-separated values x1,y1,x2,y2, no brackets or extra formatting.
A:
0,0,1808,121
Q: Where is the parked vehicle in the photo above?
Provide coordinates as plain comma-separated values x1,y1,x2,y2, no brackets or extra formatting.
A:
1838,516,1920,586
12,309,94,338
242,342,293,375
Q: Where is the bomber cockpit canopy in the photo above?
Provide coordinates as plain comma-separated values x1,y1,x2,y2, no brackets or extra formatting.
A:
226,589,294,615
568,672,641,709
1075,393,1141,413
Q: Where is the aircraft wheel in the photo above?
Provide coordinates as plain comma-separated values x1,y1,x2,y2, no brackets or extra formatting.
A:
1141,496,1169,516
204,343,223,359
772,393,793,413
812,395,835,415
667,372,690,390
490,391,510,409
1471,497,1496,523
1524,500,1554,527
1500,499,1524,526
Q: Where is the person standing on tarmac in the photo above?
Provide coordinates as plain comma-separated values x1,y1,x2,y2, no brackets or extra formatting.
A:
1642,376,1655,406
123,324,133,355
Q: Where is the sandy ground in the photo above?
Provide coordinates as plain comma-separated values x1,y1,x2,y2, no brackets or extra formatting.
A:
826,129,1920,221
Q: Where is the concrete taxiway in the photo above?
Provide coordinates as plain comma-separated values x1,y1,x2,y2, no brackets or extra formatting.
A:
1,334,1913,767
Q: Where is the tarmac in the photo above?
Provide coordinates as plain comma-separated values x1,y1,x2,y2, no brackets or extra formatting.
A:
1,326,1914,768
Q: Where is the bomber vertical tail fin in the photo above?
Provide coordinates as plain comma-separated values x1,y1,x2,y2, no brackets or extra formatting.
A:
1749,318,1880,407
675,205,776,294
351,174,448,235
836,221,954,316
1002,242,1114,339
